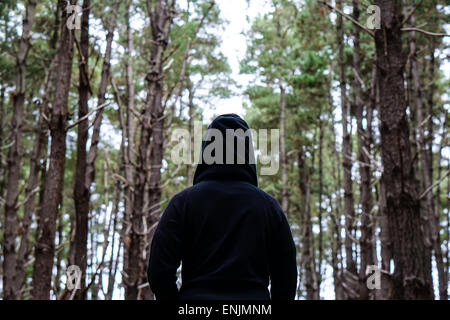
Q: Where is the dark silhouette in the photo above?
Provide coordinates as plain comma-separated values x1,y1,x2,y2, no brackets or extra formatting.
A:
147,114,297,300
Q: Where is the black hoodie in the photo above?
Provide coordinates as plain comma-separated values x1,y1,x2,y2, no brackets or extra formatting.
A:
147,114,297,300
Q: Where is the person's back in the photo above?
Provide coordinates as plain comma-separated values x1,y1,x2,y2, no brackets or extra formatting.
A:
147,114,297,300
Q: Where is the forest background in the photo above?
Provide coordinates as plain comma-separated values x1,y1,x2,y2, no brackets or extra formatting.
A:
0,0,449,300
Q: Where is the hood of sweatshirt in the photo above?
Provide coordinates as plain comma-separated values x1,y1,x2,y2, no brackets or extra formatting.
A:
193,114,258,187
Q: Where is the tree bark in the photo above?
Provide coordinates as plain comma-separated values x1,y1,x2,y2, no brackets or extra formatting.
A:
0,85,3,134
317,108,323,296
70,0,119,300
14,41,60,296
406,12,447,300
280,83,288,214
352,0,375,300
336,0,357,299
326,76,344,299
298,147,318,300
106,169,121,300
0,85,5,198
3,0,37,300
120,2,136,297
71,0,91,300
374,0,433,300
187,78,195,185
124,0,175,300
31,0,76,300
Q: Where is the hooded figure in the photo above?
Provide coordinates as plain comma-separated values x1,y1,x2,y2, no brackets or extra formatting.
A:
147,114,297,300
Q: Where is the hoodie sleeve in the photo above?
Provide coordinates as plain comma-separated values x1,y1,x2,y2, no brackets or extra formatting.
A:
268,200,297,300
147,197,184,300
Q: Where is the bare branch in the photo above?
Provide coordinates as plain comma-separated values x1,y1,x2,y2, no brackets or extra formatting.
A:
66,101,111,131
419,170,450,200
319,1,375,38
401,28,449,37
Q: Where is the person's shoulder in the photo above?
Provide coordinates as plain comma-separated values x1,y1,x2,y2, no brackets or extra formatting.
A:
169,185,195,203
252,186,283,211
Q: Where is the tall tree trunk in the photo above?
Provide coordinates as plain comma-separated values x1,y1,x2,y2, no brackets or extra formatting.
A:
15,103,50,298
329,194,344,300
427,39,435,206
406,12,447,300
120,2,136,297
32,0,76,300
3,0,37,300
317,109,323,296
352,0,375,300
71,0,119,300
374,0,433,299
274,8,288,215
106,168,121,300
298,147,318,300
71,0,91,300
0,85,5,196
15,44,59,297
428,39,438,219
336,0,357,299
379,179,393,299
85,3,119,194
326,76,344,299
125,0,175,300
187,78,195,185
280,83,288,214
54,204,65,297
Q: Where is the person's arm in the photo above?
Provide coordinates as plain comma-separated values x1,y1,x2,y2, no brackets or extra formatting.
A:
147,198,184,300
268,203,297,300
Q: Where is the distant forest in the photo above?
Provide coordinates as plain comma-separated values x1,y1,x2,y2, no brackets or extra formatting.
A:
0,0,448,300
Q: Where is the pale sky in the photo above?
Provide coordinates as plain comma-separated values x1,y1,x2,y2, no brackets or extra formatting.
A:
203,0,271,122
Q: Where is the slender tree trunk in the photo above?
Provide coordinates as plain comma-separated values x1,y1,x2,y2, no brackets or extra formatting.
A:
70,1,119,300
71,0,91,300
298,147,318,300
374,0,433,299
125,0,175,300
106,170,121,300
329,194,344,300
54,205,65,297
14,40,60,296
428,39,438,219
120,3,136,297
379,179,393,299
336,0,357,299
326,75,344,299
187,78,195,185
3,0,37,300
273,8,289,215
447,159,449,287
32,0,76,300
0,84,5,195
352,1,375,300
427,39,435,202
317,110,323,296
280,83,288,214
85,3,118,191
14,104,50,298
406,12,447,300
